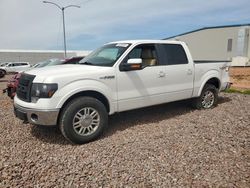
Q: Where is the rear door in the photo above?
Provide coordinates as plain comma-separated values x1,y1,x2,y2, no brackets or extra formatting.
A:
15,63,29,72
116,43,168,112
158,44,194,100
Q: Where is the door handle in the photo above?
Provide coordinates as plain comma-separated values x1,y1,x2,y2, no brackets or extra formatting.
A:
158,71,166,78
187,69,192,75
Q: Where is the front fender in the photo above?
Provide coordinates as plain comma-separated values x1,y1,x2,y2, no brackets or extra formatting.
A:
55,79,116,114
0,68,6,72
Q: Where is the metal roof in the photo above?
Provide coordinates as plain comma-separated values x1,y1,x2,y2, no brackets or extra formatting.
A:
164,23,250,40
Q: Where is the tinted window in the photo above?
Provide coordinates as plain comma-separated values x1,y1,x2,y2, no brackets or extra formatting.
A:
161,44,188,65
11,63,27,66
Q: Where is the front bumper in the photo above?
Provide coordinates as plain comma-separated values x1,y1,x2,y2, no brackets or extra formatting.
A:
14,104,60,126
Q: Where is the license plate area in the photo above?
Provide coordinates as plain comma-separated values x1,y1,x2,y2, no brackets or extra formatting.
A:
14,107,28,122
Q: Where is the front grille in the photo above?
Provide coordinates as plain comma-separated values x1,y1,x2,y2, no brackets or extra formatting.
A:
16,74,35,102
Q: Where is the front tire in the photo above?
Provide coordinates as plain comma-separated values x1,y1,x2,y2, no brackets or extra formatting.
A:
0,70,6,78
193,84,218,109
59,97,108,144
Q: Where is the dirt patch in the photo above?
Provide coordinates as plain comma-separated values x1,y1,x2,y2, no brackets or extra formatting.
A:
230,67,250,90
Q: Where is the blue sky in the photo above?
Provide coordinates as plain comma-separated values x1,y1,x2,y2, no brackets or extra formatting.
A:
0,0,249,51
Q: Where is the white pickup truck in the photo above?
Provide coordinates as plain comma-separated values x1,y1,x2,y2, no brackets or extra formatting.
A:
14,40,231,144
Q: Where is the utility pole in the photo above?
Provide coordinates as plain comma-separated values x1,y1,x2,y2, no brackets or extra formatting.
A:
43,1,80,58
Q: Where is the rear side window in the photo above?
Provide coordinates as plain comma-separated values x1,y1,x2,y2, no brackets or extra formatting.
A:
11,63,29,66
161,44,188,65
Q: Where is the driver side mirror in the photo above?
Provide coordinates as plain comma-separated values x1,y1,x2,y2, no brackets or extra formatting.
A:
120,58,142,71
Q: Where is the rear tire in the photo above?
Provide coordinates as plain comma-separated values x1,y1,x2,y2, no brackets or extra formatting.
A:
59,97,108,144
192,84,218,109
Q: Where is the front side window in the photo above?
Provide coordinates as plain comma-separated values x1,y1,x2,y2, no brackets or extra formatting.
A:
79,43,131,67
126,44,158,67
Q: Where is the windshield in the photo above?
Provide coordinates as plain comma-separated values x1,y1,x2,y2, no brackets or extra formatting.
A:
79,43,131,67
0,63,8,67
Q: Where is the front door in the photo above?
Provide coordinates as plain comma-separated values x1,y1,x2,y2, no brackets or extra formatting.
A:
116,44,168,112
6,63,15,72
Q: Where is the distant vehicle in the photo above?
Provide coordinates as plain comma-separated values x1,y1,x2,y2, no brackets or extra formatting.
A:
0,63,8,78
0,62,30,77
62,56,85,65
32,58,62,68
33,56,84,68
3,73,21,98
3,57,84,99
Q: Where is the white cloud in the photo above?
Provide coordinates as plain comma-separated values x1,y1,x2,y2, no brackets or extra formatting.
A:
0,0,249,50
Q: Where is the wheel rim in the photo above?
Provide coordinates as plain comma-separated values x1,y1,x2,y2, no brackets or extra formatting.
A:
72,107,100,136
201,90,215,109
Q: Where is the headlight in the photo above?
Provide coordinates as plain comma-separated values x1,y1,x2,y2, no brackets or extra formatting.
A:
31,83,58,102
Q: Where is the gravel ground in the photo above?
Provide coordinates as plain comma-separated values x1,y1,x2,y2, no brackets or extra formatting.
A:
0,76,249,187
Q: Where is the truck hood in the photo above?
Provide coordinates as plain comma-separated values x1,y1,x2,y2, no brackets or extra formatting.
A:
25,64,112,83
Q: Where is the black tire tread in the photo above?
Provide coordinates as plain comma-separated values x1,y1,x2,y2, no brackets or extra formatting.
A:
59,96,108,144
0,69,6,78
192,84,218,109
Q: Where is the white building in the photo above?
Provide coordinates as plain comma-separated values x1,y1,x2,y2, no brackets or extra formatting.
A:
0,50,90,65
166,24,250,66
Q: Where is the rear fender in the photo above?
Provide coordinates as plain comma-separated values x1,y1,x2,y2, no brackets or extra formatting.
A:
196,70,220,96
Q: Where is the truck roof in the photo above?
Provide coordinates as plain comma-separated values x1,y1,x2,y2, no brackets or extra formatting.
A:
109,39,185,45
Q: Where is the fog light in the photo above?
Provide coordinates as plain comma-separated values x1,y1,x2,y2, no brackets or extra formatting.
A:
31,113,38,122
